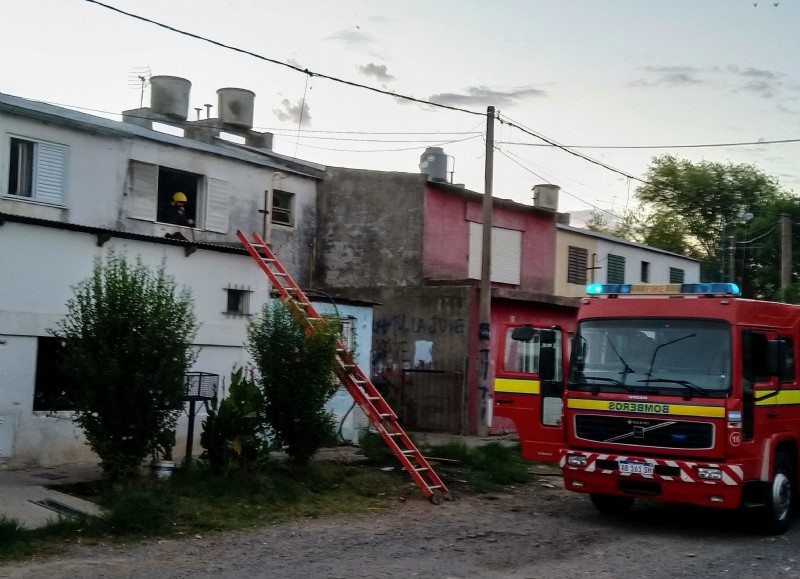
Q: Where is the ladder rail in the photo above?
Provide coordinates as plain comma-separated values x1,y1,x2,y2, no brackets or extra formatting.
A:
237,231,451,502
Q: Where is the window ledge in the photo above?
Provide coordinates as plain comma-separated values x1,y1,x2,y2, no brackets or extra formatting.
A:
1,195,66,209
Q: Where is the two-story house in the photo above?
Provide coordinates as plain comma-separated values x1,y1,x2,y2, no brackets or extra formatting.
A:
0,80,373,467
316,164,578,435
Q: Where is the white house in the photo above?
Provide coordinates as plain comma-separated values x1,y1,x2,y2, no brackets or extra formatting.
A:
0,83,370,467
554,223,701,298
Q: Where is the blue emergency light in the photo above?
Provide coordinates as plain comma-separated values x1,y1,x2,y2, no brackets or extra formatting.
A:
585,283,740,296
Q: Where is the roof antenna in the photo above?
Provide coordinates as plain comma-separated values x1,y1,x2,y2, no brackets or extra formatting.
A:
128,66,151,108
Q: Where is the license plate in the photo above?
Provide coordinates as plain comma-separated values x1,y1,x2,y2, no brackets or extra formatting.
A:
619,460,653,475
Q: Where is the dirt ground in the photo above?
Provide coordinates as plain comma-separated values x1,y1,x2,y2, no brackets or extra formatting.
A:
2,469,799,579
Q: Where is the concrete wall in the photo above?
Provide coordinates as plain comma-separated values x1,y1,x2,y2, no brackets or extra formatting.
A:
316,167,429,288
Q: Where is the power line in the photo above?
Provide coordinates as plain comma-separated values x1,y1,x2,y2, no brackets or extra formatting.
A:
497,137,800,149
83,0,485,118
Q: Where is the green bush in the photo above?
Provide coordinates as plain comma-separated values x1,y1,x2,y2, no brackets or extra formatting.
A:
200,368,271,474
98,486,175,535
247,302,340,465
52,252,198,479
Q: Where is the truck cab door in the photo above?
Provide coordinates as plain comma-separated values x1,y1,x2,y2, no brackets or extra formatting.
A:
493,325,566,463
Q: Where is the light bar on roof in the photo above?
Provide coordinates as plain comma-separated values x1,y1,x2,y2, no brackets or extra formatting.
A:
585,283,741,296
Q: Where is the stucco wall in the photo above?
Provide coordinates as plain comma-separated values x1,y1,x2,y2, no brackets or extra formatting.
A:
0,220,272,466
0,110,319,288
316,167,429,288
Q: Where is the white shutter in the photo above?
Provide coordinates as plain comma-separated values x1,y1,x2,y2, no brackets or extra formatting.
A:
493,227,521,285
126,161,158,221
468,222,521,285
206,178,229,233
34,142,67,204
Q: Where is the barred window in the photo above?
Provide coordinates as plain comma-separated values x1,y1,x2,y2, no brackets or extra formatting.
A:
606,254,625,284
567,246,588,285
669,267,685,284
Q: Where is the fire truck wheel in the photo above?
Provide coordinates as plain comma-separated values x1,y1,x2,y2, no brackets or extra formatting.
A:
759,452,794,535
589,493,635,515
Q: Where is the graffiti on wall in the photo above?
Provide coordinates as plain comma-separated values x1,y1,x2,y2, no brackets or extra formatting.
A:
373,314,465,337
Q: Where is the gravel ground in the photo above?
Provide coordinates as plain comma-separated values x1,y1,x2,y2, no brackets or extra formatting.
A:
2,468,799,579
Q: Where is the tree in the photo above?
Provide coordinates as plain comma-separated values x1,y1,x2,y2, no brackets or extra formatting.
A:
247,302,341,465
634,155,791,285
52,253,197,479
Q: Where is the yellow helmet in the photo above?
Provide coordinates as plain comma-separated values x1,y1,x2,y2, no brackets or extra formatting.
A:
172,192,188,204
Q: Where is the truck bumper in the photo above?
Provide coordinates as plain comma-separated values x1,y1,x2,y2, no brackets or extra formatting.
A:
561,450,744,510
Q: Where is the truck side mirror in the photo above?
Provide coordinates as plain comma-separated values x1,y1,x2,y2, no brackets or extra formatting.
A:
511,326,536,342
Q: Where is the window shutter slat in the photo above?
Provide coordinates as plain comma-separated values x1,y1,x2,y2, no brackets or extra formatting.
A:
126,161,157,220
34,142,67,204
206,178,230,233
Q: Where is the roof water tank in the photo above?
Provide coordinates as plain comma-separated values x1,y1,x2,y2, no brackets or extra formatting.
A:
217,87,255,129
419,147,449,182
532,184,560,211
149,75,191,121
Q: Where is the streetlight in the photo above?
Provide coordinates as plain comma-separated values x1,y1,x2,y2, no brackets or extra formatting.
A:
719,212,754,282
262,171,287,244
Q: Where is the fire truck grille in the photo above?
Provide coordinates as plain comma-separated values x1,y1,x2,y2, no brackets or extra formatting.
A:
574,414,714,449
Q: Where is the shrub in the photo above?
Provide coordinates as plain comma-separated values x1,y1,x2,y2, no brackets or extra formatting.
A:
52,252,198,479
247,302,340,465
200,368,271,474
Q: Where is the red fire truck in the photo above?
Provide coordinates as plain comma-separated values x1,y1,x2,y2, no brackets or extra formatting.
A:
493,282,800,534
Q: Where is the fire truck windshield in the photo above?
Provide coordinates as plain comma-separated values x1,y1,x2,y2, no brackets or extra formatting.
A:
568,318,731,398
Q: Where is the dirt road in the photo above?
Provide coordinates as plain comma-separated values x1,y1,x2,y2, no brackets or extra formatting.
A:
2,474,798,579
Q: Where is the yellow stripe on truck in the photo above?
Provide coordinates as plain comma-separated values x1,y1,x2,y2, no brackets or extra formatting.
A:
567,397,725,418
495,377,540,395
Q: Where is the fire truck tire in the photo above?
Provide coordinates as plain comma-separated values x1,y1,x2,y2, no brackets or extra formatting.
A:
758,452,794,535
589,493,635,515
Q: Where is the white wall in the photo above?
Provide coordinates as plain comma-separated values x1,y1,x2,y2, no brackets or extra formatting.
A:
595,238,700,284
0,220,271,466
314,300,374,443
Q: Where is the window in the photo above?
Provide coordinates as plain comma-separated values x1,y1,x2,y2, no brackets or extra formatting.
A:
669,267,685,284
339,316,356,351
641,261,650,283
224,285,252,316
6,137,67,204
272,190,294,226
606,254,625,284
33,337,77,411
567,246,588,285
126,161,230,233
468,223,522,285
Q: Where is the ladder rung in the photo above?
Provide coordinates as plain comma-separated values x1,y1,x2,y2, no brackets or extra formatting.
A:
415,467,429,473
401,450,415,455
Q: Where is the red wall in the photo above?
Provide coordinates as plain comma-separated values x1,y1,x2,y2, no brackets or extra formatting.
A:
422,186,557,292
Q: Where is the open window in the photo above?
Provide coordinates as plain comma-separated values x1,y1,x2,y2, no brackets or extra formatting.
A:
6,136,67,204
126,160,229,233
271,189,294,227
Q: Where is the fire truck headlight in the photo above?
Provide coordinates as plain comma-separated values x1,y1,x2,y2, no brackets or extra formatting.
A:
697,467,723,480
566,454,587,468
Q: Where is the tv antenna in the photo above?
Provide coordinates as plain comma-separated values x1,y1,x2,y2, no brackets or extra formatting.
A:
128,66,152,108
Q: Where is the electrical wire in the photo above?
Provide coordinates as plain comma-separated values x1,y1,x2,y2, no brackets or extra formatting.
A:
83,0,485,118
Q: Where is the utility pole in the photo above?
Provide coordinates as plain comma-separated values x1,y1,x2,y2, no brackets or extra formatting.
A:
476,106,494,437
728,235,736,284
781,214,792,290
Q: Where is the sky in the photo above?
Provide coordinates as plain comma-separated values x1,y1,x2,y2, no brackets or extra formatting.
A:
3,0,799,225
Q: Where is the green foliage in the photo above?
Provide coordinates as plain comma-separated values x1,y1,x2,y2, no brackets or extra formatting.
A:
423,441,531,492
0,516,32,558
51,252,198,479
247,302,340,465
200,368,271,474
635,155,786,262
97,486,175,535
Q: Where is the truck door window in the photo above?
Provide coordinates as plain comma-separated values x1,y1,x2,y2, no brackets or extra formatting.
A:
504,327,562,376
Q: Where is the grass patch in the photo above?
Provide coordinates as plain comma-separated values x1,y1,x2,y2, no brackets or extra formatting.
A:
0,438,532,562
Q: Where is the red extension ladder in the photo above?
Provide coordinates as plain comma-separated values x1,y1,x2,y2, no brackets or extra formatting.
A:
237,231,451,503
